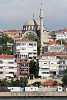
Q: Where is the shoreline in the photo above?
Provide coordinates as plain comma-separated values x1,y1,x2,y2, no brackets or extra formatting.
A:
0,91,67,98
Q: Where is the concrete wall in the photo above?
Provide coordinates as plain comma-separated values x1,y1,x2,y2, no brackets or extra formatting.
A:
0,91,67,97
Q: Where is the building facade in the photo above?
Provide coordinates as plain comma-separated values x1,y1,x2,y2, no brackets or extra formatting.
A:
13,39,37,59
16,58,29,78
0,55,17,79
39,52,67,78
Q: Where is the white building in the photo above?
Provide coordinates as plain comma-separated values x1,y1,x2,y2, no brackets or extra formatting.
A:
13,39,37,59
0,55,17,79
51,28,67,41
24,87,38,92
39,52,59,78
43,44,65,53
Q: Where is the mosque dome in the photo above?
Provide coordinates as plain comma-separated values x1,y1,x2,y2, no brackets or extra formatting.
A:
23,19,40,31
24,19,40,26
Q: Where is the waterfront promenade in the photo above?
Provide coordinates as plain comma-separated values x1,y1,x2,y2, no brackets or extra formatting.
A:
0,91,67,98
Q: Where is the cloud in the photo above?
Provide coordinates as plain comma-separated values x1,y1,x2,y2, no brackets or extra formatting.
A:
0,0,67,31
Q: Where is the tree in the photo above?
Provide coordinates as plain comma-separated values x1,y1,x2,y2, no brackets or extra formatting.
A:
30,60,36,76
62,69,67,86
1,78,10,86
56,39,66,45
0,35,14,54
62,74,67,86
20,77,28,87
53,80,58,86
32,81,41,87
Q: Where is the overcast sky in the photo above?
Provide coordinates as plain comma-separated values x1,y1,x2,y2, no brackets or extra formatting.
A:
0,0,67,31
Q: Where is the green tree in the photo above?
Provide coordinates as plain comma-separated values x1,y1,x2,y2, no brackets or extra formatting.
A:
62,69,67,86
56,39,66,45
53,80,58,86
32,81,41,87
0,35,14,54
30,60,36,76
20,77,28,87
1,78,10,86
62,74,67,86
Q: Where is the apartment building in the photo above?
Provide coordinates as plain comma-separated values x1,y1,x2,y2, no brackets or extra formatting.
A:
16,58,29,78
13,39,37,59
56,52,67,75
51,28,67,41
39,52,59,78
43,44,65,53
0,55,17,79
39,52,67,78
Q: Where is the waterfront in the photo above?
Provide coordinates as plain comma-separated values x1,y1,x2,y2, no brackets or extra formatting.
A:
0,98,67,100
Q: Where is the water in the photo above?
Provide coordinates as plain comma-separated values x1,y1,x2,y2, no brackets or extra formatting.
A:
0,98,66,100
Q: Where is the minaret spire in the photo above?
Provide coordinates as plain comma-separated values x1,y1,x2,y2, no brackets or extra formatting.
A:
40,3,44,54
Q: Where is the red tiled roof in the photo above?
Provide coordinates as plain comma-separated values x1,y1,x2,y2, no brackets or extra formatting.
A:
56,52,67,56
4,30,18,32
42,52,56,56
41,79,61,87
48,40,56,45
42,52,67,56
17,39,34,42
0,55,15,59
41,79,54,86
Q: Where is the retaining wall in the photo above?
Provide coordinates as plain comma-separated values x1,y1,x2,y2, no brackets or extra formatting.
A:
0,91,67,98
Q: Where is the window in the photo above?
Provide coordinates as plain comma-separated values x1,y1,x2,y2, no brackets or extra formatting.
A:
42,72,49,74
9,72,14,74
9,67,13,69
22,43,26,46
22,47,26,50
0,72,3,74
28,53,32,55
44,63,47,64
0,67,3,69
16,43,20,46
33,52,37,55
8,62,14,64
21,68,28,72
0,60,3,64
29,43,33,46
34,43,36,46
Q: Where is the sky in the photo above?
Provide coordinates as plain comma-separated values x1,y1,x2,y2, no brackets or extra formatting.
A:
0,0,67,31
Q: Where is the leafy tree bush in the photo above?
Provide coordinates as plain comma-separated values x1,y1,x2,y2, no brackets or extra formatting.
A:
0,77,28,87
62,69,67,86
0,35,14,54
32,81,41,87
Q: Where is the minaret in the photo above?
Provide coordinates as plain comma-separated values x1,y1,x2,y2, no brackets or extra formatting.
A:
40,3,44,54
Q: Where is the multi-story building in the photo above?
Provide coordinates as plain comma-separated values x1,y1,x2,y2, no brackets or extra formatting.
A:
43,44,65,53
39,52,59,78
39,52,67,78
0,55,17,79
51,28,67,41
16,58,29,78
56,52,67,75
13,39,37,59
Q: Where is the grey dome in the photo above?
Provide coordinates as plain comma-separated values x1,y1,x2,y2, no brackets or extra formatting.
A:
24,19,40,26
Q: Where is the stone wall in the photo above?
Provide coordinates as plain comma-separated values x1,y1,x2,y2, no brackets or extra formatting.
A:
0,91,67,97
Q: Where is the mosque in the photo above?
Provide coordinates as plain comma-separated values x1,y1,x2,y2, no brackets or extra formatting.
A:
22,4,49,53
